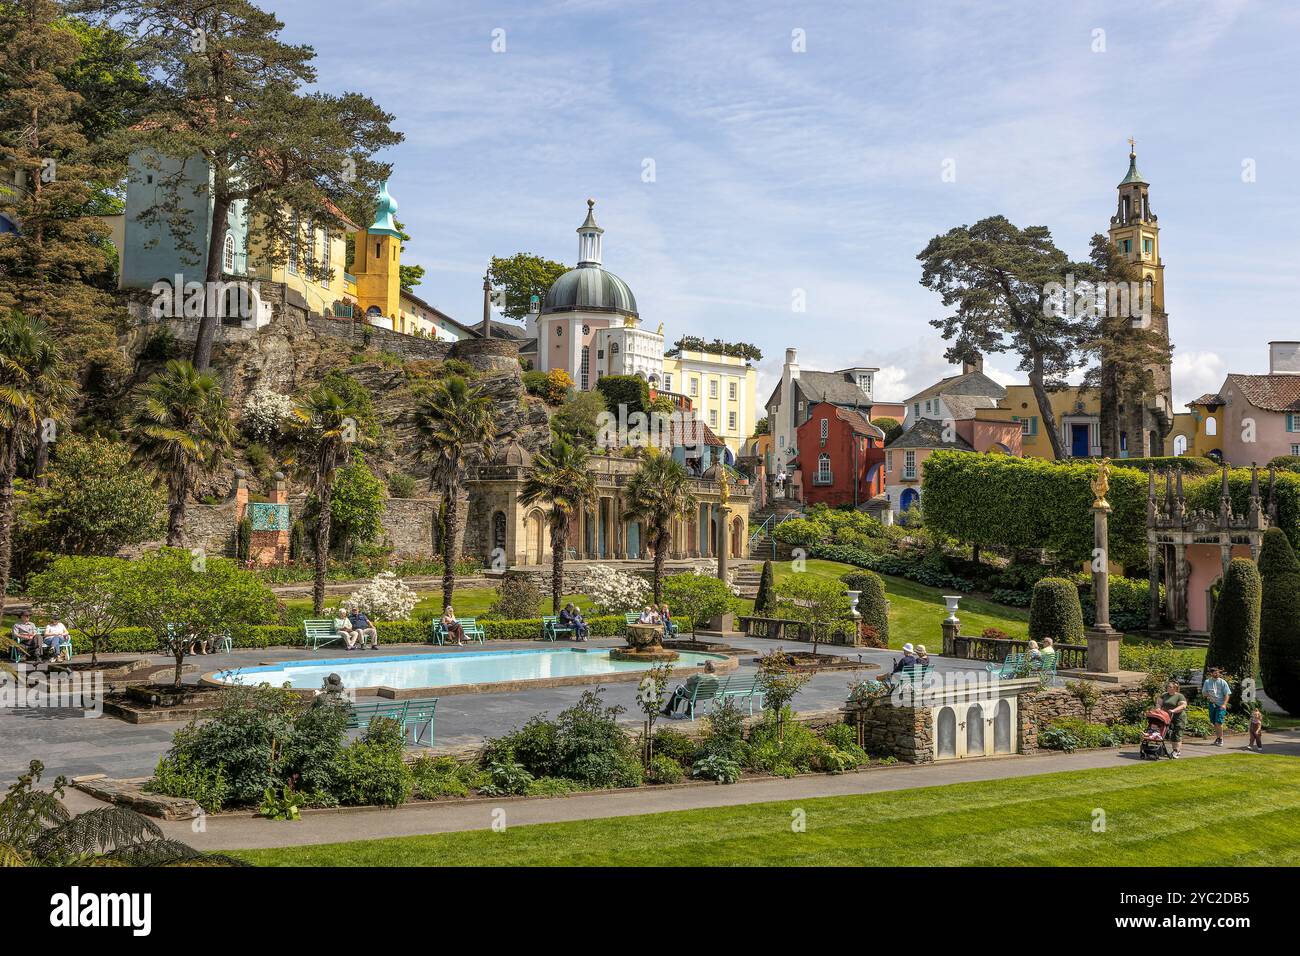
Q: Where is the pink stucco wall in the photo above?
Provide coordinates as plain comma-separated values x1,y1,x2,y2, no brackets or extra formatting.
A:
1185,543,1254,633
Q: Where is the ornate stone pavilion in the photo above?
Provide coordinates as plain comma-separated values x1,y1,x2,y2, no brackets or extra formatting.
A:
1147,465,1277,634
466,444,751,568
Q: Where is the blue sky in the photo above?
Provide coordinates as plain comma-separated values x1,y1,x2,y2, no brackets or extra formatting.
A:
275,0,1300,406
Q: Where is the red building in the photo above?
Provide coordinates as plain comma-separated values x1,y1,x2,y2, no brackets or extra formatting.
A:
794,403,886,508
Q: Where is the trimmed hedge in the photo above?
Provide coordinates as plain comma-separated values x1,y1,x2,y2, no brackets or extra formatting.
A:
1258,528,1300,716
923,454,1300,568
82,615,630,655
754,559,776,616
1028,578,1085,642
840,570,889,646
1109,456,1220,476
921,452,1150,569
1205,557,1261,708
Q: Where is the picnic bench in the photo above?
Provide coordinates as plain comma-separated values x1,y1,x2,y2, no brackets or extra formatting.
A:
541,615,574,642
431,617,485,645
345,698,438,746
303,618,346,650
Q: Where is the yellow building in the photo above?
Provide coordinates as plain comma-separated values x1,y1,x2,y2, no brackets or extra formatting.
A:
350,180,403,329
1171,395,1224,459
661,347,757,456
983,385,1102,460
247,203,357,319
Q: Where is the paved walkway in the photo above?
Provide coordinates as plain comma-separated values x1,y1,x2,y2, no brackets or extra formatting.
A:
80,731,1294,851
0,636,910,780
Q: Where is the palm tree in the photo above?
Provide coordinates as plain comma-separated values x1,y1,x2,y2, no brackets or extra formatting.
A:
416,375,496,612
0,313,72,617
622,452,698,604
520,438,596,614
288,386,372,615
128,359,234,548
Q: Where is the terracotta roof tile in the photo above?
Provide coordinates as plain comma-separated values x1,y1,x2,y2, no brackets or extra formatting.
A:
1226,374,1300,413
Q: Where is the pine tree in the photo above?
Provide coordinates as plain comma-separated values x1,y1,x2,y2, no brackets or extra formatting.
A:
1258,528,1300,716
1205,557,1262,709
0,1,129,401
83,0,403,368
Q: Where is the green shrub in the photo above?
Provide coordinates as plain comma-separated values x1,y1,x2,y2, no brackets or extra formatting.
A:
480,756,534,796
525,776,586,796
1038,726,1079,752
1258,527,1300,716
1205,557,1261,708
334,718,413,807
488,575,541,619
483,714,561,776
646,755,685,785
691,753,741,784
386,472,419,498
652,727,701,766
1028,577,1085,642
409,755,472,799
1269,455,1300,475
820,722,859,751
595,374,650,417
754,559,776,616
1043,717,1117,749
841,569,889,646
148,752,229,814
699,698,747,763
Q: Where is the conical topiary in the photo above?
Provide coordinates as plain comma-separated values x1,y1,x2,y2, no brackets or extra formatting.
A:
1028,577,1085,643
842,570,889,647
754,559,776,616
1205,556,1261,709
1258,528,1300,716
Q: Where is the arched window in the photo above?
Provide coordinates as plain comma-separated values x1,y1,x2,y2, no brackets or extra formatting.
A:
1173,434,1188,456
223,233,235,273
610,341,620,355
1205,417,1218,437
580,345,590,390
817,453,831,483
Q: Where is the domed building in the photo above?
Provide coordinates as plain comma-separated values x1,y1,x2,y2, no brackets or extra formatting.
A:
525,201,664,391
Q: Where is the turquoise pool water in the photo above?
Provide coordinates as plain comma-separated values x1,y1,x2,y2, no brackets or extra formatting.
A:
212,647,727,691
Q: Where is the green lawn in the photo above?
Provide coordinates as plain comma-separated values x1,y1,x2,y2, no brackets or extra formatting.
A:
770,558,1029,649
237,754,1300,867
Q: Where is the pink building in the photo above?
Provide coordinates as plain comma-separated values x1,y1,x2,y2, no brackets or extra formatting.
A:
1213,341,1300,467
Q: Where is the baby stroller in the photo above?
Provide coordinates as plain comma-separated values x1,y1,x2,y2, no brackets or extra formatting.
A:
1138,708,1171,760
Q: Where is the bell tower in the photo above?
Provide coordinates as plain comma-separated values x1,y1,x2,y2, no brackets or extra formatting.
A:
1101,140,1173,459
352,180,403,329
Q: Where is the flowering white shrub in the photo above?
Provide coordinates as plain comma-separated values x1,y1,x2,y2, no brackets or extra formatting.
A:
342,572,419,622
582,565,651,614
241,389,294,443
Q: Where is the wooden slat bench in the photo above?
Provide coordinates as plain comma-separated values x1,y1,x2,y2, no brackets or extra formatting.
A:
431,617,485,645
303,618,346,650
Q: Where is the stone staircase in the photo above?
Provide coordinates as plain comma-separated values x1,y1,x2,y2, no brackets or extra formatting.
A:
746,499,804,562
731,565,764,599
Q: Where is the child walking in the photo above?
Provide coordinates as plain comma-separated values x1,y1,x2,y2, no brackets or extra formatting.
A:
1248,706,1264,751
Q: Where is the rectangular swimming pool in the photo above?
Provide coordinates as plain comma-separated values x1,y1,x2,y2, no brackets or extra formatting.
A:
212,647,728,692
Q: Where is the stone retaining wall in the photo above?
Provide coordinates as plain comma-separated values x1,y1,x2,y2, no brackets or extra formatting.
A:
844,701,933,764
1017,684,1151,754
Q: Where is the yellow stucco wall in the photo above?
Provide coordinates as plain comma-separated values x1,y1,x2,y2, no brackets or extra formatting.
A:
981,385,1101,460
1173,405,1223,458
662,349,757,455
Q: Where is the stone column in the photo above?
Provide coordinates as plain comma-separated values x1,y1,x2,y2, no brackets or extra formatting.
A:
1148,542,1162,629
1090,501,1114,634
716,504,729,582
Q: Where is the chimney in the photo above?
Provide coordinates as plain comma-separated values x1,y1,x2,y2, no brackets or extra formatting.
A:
1269,341,1300,374
962,352,984,375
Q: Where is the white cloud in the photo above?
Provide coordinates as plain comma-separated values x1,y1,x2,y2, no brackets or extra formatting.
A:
1172,350,1227,409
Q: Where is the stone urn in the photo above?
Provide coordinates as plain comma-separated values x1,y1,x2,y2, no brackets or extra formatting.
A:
610,622,680,662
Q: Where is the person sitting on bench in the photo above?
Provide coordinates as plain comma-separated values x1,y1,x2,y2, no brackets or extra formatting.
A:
891,643,918,674
43,616,71,661
333,611,359,649
440,606,466,646
12,611,39,660
559,603,589,641
662,661,717,717
659,603,678,637
349,607,379,649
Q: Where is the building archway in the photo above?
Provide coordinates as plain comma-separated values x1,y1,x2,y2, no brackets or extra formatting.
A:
491,511,507,562
1172,434,1188,456
730,515,744,558
900,488,919,512
525,509,546,564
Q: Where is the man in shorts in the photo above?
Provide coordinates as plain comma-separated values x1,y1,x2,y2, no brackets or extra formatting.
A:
1201,666,1232,747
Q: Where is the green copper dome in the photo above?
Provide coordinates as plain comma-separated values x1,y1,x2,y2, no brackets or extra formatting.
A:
542,265,638,318
1118,150,1147,186
369,180,401,238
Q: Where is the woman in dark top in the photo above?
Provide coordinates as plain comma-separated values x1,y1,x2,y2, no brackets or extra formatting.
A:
1160,679,1189,758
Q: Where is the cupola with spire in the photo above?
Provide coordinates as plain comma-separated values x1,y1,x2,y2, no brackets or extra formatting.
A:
542,199,638,318
369,180,402,238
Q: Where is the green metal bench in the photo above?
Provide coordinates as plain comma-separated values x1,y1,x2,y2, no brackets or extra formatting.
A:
431,617,485,645
7,626,68,662
716,676,765,715
541,615,573,642
893,663,934,685
668,675,721,720
986,653,1024,679
344,698,437,747
303,618,345,650
1033,654,1059,686
624,612,641,627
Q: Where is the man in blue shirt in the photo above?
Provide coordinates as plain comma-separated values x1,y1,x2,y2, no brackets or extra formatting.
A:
1200,667,1232,746
349,607,379,649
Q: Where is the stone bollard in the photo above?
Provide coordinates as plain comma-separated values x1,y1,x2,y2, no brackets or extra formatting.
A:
941,618,960,656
